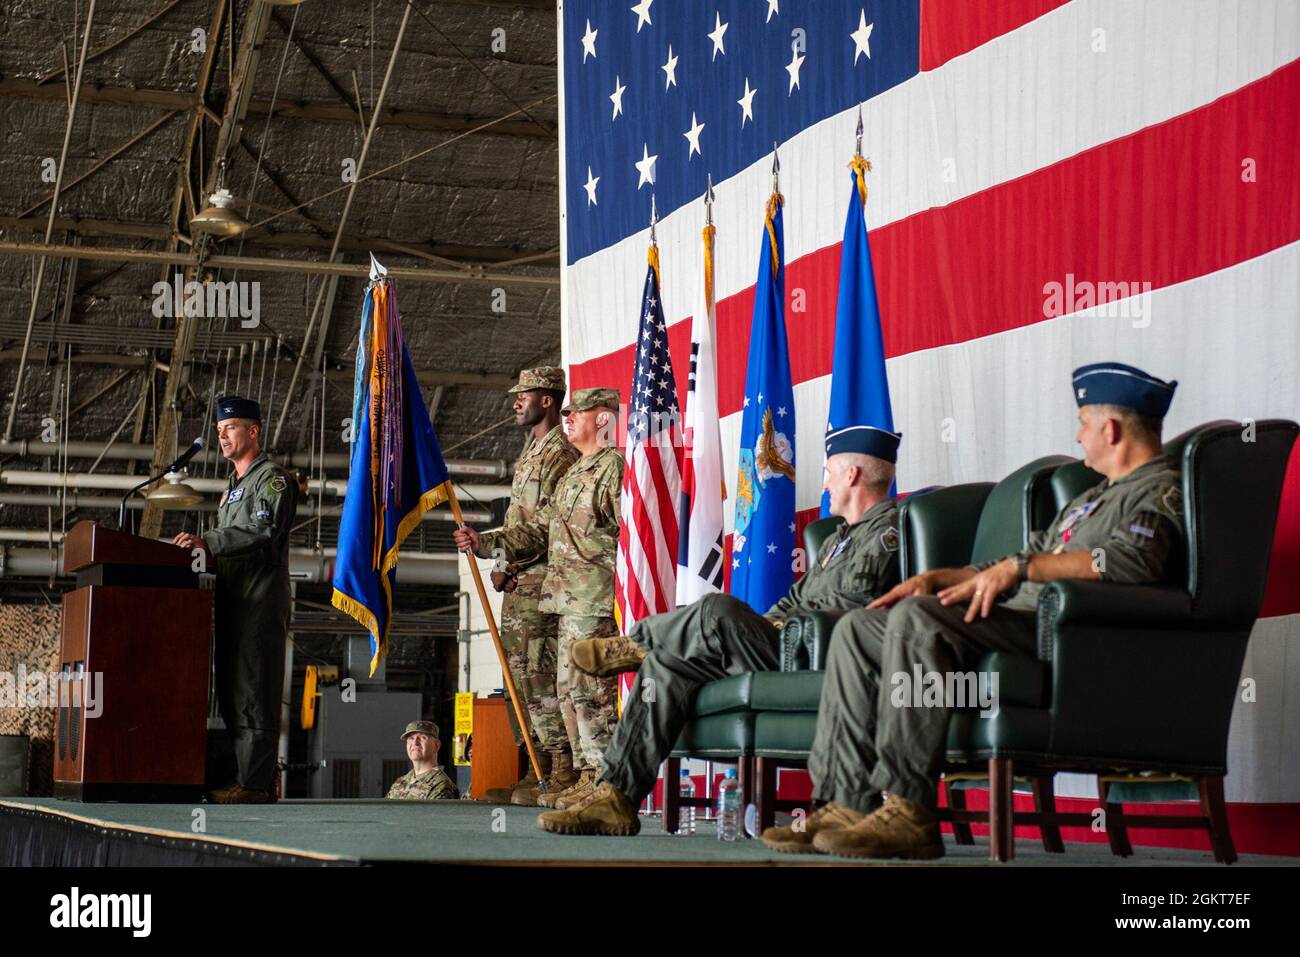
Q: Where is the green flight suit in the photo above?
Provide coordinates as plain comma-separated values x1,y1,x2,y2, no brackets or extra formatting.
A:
811,454,1185,812
203,452,298,791
599,497,903,805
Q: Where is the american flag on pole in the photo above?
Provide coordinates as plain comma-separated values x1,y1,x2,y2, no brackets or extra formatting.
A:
561,0,1300,852
614,244,683,630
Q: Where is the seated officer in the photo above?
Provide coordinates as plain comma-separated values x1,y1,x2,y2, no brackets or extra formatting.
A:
762,362,1184,858
386,720,460,801
537,425,905,836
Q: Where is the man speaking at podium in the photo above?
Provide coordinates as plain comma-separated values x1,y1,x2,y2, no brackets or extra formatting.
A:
172,395,298,804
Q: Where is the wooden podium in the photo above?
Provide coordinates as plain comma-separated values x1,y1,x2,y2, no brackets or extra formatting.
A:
54,521,212,801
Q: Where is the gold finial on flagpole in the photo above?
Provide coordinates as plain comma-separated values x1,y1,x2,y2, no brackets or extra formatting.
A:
649,193,658,246
856,104,864,158
771,142,781,194
704,173,714,226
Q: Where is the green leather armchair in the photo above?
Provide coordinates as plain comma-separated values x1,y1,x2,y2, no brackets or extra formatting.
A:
941,420,1298,862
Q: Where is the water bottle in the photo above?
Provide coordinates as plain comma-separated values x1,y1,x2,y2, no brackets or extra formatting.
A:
716,768,741,841
676,769,696,836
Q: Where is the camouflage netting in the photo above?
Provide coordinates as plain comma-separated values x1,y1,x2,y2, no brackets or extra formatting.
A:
0,603,61,796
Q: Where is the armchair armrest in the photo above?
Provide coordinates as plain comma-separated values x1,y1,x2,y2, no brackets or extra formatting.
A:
1036,580,1193,657
779,609,852,672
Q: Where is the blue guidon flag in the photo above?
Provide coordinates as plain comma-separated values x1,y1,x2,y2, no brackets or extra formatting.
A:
332,275,452,675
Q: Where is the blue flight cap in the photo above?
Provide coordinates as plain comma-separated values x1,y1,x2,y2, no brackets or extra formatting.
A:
215,395,262,423
1071,363,1177,419
824,425,903,463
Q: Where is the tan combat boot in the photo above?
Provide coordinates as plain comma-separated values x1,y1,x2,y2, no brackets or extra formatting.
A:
537,782,641,836
571,635,646,677
550,769,598,810
522,748,574,806
812,794,945,860
760,802,867,853
485,761,540,804
509,752,554,806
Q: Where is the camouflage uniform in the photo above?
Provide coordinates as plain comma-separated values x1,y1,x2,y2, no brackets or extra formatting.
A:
386,767,460,800
478,389,623,773
496,422,580,754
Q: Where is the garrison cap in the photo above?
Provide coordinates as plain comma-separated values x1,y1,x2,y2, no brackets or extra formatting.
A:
1071,362,1178,419
401,719,440,740
508,366,567,394
215,395,261,423
562,387,620,415
824,425,903,463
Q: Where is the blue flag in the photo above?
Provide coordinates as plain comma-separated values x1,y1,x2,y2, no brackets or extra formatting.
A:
821,164,895,516
731,195,796,614
332,280,452,675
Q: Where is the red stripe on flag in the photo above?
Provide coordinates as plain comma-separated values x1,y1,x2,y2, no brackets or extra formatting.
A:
919,0,1073,71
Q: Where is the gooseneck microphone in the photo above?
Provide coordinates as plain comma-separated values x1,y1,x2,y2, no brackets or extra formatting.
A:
118,437,207,533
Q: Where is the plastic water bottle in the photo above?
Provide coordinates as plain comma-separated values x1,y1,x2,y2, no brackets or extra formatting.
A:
717,768,741,841
676,769,696,836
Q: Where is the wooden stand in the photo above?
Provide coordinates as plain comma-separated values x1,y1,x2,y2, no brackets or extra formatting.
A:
469,697,519,800
54,521,212,802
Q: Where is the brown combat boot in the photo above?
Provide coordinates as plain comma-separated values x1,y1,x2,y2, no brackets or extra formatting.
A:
760,802,868,854
520,748,577,806
537,782,641,836
548,769,598,810
812,794,945,860
486,751,550,803
571,635,646,677
509,752,554,806
206,784,273,805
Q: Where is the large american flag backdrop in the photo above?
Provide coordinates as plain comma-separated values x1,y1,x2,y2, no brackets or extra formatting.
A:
559,0,1300,853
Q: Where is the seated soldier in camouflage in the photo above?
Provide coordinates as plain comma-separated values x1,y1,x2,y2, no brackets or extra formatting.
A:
764,362,1185,859
386,720,460,801
537,425,906,836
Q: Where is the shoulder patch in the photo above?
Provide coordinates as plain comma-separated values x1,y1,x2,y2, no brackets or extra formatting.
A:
879,528,899,553
1156,483,1182,519
268,474,287,494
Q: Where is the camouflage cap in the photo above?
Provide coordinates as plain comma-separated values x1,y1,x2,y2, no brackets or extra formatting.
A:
562,387,620,415
401,719,440,740
508,366,567,394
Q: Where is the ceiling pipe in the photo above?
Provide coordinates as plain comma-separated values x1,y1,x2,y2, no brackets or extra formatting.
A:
0,491,493,524
0,470,511,501
0,440,510,477
0,546,458,586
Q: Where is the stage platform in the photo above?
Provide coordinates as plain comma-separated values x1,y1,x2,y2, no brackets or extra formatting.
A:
3,798,1297,867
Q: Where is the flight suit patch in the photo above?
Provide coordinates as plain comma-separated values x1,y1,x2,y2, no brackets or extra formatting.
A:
269,475,287,495
228,488,245,504
879,528,899,553
1156,484,1182,519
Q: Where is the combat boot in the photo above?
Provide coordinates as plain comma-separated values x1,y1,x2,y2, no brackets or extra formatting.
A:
571,635,646,677
813,794,945,860
509,752,554,806
537,782,641,836
760,802,867,854
207,784,273,805
486,751,549,803
541,768,596,810
518,751,572,806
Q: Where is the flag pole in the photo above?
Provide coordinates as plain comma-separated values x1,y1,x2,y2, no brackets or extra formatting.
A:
447,484,544,784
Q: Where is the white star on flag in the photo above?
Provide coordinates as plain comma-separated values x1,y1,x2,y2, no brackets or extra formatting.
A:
708,12,729,60
737,77,757,126
584,167,599,206
684,112,704,157
635,143,658,188
609,76,626,120
766,542,778,554
851,10,874,63
786,49,805,93
631,0,653,32
662,45,678,90
581,19,597,62
766,0,779,23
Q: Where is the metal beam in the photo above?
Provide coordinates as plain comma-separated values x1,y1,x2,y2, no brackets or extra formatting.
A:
0,240,560,286
0,79,553,139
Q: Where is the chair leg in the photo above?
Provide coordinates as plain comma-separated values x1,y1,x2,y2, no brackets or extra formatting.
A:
945,780,975,846
1199,775,1237,865
988,757,1015,862
756,757,778,834
662,758,681,834
1031,774,1065,853
1097,778,1133,858
738,755,754,836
